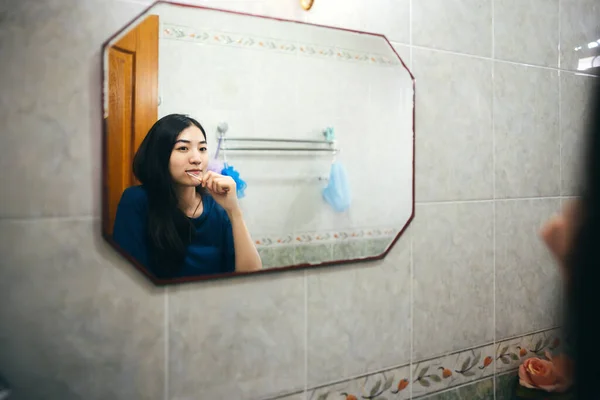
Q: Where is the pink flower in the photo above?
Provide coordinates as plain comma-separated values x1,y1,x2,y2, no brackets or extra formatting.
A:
518,351,573,393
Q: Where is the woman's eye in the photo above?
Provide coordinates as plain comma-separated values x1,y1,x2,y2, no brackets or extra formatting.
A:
200,147,207,152
177,147,188,151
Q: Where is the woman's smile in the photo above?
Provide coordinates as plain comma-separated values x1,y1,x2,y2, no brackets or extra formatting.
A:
186,169,203,180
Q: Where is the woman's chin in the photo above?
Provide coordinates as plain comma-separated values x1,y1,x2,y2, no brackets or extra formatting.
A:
174,179,201,188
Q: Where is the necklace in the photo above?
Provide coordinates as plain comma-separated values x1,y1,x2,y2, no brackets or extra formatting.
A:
189,193,202,218
188,194,202,242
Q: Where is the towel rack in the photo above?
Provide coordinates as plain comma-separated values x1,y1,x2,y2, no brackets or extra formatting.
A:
223,137,331,144
216,123,339,153
223,147,337,152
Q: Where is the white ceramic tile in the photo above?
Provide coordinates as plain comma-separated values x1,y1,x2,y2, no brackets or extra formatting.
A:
168,271,306,399
412,0,492,57
559,0,600,73
363,0,410,44
162,0,267,16
0,0,148,218
494,62,560,198
495,199,563,339
412,48,493,202
306,236,411,386
560,72,599,196
494,0,559,67
304,0,363,32
275,392,306,400
0,218,165,399
412,202,494,360
260,0,308,21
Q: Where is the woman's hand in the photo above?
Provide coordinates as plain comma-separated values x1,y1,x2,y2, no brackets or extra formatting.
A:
540,199,581,286
201,171,239,213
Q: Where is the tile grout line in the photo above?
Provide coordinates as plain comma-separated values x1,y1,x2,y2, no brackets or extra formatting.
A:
304,269,308,400
559,72,563,197
409,229,414,399
164,286,170,400
0,196,578,224
558,0,563,198
0,215,99,222
558,0,562,71
491,0,497,398
415,195,569,206
409,44,598,76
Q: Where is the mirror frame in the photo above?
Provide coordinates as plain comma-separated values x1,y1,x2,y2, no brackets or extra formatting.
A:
101,0,416,285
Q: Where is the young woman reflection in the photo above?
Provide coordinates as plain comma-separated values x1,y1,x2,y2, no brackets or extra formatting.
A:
112,114,262,279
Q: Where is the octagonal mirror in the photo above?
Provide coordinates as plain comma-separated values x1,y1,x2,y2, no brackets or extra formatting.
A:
102,0,415,284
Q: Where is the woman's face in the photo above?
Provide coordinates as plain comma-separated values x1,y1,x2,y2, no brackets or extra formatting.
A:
169,125,209,187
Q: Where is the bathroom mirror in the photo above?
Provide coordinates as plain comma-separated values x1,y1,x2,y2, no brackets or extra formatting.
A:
101,0,415,285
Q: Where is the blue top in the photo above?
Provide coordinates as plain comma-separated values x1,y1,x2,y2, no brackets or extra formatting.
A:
112,185,235,279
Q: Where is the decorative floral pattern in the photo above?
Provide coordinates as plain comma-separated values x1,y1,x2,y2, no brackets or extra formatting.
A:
308,366,411,400
162,23,401,67
254,227,399,247
495,329,563,374
275,328,563,400
411,345,496,398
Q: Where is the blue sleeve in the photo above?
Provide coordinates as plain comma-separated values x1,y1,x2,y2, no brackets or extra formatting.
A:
112,187,150,268
222,213,236,273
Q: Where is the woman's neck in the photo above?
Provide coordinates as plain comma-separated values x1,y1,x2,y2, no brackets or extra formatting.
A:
175,185,200,211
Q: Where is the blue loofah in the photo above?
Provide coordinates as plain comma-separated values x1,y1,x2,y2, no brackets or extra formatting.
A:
322,161,351,212
221,163,247,198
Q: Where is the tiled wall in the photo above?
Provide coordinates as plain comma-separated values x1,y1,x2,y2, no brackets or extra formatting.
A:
0,1,598,400
276,328,565,399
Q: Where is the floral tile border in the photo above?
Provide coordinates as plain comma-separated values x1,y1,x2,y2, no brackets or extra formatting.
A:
272,328,563,400
308,365,412,400
411,344,495,398
162,23,401,67
494,329,562,374
254,233,295,247
254,227,399,248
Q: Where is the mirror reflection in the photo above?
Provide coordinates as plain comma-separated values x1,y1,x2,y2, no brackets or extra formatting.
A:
112,114,262,279
102,1,415,283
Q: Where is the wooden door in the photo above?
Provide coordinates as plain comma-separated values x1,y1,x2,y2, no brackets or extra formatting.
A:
104,14,159,236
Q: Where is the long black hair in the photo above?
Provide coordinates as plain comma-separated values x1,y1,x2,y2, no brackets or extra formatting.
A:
132,113,207,273
567,78,600,398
